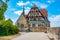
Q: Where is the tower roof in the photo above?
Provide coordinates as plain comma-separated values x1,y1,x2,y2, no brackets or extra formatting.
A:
22,5,25,15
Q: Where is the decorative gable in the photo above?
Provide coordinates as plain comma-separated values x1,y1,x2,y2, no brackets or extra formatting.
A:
28,5,42,17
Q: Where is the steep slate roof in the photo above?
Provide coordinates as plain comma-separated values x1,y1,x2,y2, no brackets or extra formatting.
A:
26,5,47,18
40,9,47,18
28,4,39,14
15,6,25,25
16,5,48,25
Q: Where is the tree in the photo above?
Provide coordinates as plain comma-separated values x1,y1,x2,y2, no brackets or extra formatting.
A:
0,0,9,20
0,0,19,36
6,0,9,3
6,19,13,24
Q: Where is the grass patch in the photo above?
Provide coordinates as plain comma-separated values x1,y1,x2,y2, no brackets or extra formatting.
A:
0,34,20,40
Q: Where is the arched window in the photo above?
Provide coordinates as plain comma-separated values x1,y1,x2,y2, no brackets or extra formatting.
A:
32,24,35,28
17,21,20,27
21,24,24,28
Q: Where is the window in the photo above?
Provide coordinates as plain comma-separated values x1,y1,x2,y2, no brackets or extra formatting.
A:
41,18,44,20
33,12,36,16
32,24,35,27
36,18,38,20
30,17,33,21
17,21,20,27
46,23,48,27
38,24,41,26
38,17,40,21
34,18,36,21
34,13,36,16
28,24,30,27
35,24,38,27
21,24,24,28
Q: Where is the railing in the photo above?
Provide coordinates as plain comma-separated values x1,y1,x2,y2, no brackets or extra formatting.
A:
29,20,44,24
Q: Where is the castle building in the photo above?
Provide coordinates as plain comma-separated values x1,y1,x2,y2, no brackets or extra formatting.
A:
15,5,50,32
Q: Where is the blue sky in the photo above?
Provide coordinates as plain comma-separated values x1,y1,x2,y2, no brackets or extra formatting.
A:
3,0,60,27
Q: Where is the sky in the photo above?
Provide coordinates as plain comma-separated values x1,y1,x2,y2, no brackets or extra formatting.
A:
3,0,60,27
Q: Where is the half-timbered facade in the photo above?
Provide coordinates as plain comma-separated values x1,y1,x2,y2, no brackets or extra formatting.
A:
15,5,50,32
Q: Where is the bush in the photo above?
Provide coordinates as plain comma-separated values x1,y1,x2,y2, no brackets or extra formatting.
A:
14,26,20,34
0,20,19,36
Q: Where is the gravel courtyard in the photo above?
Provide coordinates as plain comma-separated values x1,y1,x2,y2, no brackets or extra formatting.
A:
11,32,58,40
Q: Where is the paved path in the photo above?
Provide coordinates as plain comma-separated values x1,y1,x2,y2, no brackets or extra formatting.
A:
19,32,29,35
11,32,51,40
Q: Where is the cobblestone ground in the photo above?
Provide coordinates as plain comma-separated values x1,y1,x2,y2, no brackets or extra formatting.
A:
11,32,58,40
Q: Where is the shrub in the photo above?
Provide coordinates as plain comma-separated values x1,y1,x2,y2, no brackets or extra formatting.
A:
14,26,20,34
0,20,19,36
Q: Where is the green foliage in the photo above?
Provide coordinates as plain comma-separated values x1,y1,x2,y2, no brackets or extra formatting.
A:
13,26,20,34
0,0,19,36
0,20,19,36
0,0,8,20
6,19,13,23
6,0,9,3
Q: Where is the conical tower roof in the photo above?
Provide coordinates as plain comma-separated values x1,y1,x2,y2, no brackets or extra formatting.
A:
22,5,25,15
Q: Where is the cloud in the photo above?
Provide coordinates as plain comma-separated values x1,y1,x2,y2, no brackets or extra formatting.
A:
32,1,49,9
17,1,30,6
14,6,30,15
47,0,55,3
15,1,50,16
14,9,30,15
5,15,9,20
17,1,51,9
39,3,49,8
25,7,31,10
14,10,22,15
7,6,16,12
49,15,60,27
5,6,16,20
2,0,6,2
14,7,30,24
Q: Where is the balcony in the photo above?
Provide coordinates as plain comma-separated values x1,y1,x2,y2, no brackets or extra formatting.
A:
29,20,44,24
